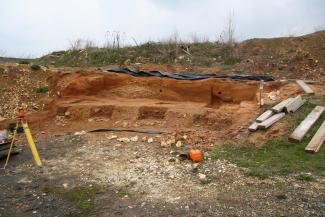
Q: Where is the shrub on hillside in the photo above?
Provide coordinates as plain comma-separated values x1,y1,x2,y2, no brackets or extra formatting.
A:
224,57,240,65
31,64,41,70
18,60,30,64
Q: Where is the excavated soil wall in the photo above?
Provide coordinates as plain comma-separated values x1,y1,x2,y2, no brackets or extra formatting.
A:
50,71,259,105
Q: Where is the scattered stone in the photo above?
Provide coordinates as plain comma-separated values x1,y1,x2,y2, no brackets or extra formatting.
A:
268,91,278,101
142,136,147,142
166,139,176,146
198,173,207,181
117,137,130,143
130,135,138,142
193,163,200,168
17,177,32,184
160,140,168,147
176,141,182,148
107,135,118,140
74,131,86,136
147,137,154,143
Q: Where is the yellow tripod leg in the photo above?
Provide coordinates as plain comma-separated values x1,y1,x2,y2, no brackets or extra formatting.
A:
3,123,18,169
22,122,42,167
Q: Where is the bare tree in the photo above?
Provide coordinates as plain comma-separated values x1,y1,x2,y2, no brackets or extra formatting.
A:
68,38,97,50
104,31,126,49
69,39,84,50
189,33,209,43
84,39,97,49
220,9,236,45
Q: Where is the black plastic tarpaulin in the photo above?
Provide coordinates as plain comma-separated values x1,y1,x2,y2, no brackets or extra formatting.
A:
107,68,274,81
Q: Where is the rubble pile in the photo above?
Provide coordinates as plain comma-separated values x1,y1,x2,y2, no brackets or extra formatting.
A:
0,63,50,119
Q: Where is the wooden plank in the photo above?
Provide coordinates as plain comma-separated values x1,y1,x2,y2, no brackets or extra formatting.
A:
296,80,314,95
289,106,325,142
248,122,259,132
305,120,325,153
271,98,293,113
285,95,305,113
256,110,273,123
258,113,286,129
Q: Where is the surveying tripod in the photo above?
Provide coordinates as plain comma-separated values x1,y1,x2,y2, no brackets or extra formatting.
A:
3,105,42,169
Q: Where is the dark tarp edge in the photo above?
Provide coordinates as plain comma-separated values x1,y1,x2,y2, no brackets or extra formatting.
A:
107,68,274,81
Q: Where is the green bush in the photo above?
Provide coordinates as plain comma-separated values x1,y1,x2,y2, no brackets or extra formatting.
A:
224,57,240,65
18,60,30,64
31,64,41,70
36,86,49,93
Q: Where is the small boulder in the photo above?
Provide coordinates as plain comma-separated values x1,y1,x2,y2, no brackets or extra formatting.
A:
74,131,86,136
198,173,207,181
176,141,182,148
130,135,138,142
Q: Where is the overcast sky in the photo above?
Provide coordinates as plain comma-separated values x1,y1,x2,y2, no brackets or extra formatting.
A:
1,0,324,58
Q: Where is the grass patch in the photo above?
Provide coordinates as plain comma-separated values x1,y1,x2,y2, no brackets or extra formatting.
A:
168,158,176,162
116,189,129,198
245,171,269,180
43,184,104,214
275,192,287,200
224,57,240,65
200,179,211,185
211,98,325,179
31,64,41,70
297,174,315,182
37,41,225,67
36,85,49,93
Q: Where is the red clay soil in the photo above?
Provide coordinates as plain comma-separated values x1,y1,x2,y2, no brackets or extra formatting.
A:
49,71,258,104
0,68,303,148
14,70,298,146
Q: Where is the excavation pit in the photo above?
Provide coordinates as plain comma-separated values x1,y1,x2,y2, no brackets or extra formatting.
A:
41,70,270,131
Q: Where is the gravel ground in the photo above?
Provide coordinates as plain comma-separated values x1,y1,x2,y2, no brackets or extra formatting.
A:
0,132,324,217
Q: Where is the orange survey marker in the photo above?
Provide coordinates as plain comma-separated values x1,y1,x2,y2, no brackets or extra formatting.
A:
4,105,42,169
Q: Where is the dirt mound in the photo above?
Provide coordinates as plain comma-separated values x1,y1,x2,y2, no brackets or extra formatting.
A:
38,31,325,82
0,63,53,119
235,31,325,81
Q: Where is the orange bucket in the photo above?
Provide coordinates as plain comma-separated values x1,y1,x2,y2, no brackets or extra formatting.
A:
188,149,202,162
